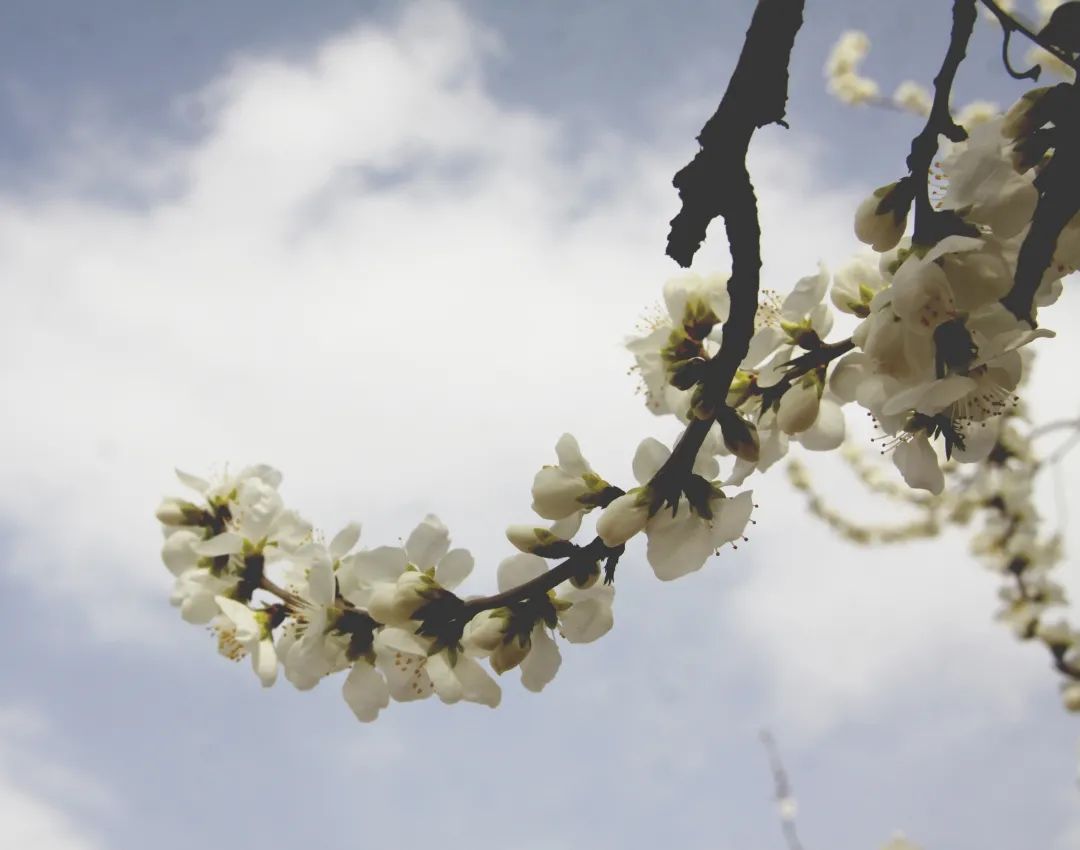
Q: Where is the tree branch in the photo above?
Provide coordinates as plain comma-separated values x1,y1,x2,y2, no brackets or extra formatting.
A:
978,0,1080,76
908,0,978,245
1001,83,1080,324
652,0,805,498
667,0,804,268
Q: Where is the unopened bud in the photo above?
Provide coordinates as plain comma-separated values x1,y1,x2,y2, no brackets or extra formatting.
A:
1002,86,1051,140
462,609,511,654
505,525,576,558
717,407,760,463
668,356,707,390
156,497,202,527
596,489,650,546
491,634,531,674
1063,682,1080,713
855,181,910,252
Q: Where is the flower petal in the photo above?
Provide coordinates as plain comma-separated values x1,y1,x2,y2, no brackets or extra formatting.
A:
435,548,473,590
632,438,671,485
520,627,561,693
554,433,591,477
405,514,451,569
194,532,244,557
497,553,546,593
454,655,501,707
645,510,715,580
342,660,390,722
329,522,362,560
893,435,944,494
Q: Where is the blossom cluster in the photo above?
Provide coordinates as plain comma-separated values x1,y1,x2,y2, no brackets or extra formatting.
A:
157,83,1077,721
157,464,614,720
627,92,1071,507
154,8,1080,744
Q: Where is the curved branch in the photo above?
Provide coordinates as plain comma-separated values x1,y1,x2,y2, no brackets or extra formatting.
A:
651,0,805,500
907,0,978,245
459,537,616,616
978,0,1080,75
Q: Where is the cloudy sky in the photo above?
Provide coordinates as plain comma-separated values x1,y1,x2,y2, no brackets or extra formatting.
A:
2,1,1079,848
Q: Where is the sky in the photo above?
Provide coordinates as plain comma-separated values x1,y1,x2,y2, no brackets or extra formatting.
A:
1,1,1079,848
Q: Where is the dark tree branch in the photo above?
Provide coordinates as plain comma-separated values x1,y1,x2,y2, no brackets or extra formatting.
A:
758,338,855,412
459,537,617,617
760,730,807,850
1001,83,1080,324
978,0,1080,76
667,0,804,268
651,0,805,502
908,0,978,245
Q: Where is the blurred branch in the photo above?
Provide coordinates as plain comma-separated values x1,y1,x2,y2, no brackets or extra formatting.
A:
760,729,807,850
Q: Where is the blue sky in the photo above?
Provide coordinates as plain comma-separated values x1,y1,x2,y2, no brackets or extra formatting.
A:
1,2,1078,849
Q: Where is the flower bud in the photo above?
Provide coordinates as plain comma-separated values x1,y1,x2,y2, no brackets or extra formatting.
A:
490,634,531,675
505,525,576,558
1002,87,1051,140
156,497,202,528
531,467,590,520
1037,619,1074,650
462,609,511,654
595,489,650,546
717,407,760,463
1063,683,1080,713
366,570,438,626
854,182,909,252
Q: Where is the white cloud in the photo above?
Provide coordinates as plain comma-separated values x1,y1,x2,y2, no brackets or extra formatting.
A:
0,705,113,850
1,0,1071,747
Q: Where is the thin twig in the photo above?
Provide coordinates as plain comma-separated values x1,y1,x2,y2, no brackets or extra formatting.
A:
977,0,1080,75
760,730,807,850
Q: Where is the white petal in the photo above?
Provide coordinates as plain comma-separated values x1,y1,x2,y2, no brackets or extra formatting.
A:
162,530,200,575
918,375,978,413
645,511,715,580
955,419,1001,462
497,553,547,593
175,469,210,494
742,327,786,368
710,491,755,546
781,264,829,319
376,627,430,656
252,637,278,687
829,353,865,403
799,399,846,451
215,596,261,642
723,458,756,487
549,512,583,540
425,653,464,704
436,548,473,590
194,532,244,557
342,661,390,722
554,433,591,476
520,627,561,693
923,234,983,265
405,514,451,569
306,556,336,607
632,438,671,485
329,522,362,560
893,435,944,494
240,464,283,489
558,595,613,644
454,655,502,707
344,547,408,584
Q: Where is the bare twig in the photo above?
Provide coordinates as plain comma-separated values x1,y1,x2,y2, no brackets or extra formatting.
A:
760,730,807,850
